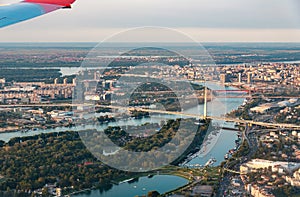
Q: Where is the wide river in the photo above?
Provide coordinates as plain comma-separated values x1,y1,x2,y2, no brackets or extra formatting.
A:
0,82,244,197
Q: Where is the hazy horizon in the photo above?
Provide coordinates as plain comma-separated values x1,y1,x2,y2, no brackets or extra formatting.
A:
1,0,300,42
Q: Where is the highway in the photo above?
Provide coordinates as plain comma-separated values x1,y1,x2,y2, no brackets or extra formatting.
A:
223,168,247,175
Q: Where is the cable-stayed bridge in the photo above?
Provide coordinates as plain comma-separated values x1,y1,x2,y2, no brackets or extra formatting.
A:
0,103,299,130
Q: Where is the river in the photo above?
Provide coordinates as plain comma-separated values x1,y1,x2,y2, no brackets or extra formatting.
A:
0,84,244,167
0,82,244,197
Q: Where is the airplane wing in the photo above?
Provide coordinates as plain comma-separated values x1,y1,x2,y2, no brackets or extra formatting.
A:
0,0,76,28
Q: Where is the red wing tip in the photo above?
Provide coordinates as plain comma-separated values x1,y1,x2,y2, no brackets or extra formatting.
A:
23,0,76,7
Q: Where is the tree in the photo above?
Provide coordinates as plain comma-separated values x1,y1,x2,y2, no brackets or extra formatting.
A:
0,140,5,147
147,191,160,197
42,187,49,196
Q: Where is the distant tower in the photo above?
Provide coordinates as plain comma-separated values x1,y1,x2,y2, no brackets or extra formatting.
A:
204,86,207,119
220,74,226,84
72,78,76,86
238,73,242,83
63,78,68,85
247,73,252,84
54,78,58,85
94,72,98,80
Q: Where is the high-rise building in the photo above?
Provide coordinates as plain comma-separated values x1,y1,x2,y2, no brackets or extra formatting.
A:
220,73,229,84
72,78,76,85
247,73,252,84
238,73,242,83
220,74,226,84
94,72,98,80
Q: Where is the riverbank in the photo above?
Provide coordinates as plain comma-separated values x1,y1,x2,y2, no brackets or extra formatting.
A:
0,126,19,133
172,119,210,166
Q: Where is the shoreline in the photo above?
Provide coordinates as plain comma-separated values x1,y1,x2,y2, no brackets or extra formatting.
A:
68,171,191,197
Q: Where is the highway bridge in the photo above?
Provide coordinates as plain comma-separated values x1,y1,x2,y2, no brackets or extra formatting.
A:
1,103,300,130
95,104,300,130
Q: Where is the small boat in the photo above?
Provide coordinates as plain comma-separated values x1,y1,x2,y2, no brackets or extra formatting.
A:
204,158,216,167
242,99,247,106
194,122,204,126
224,153,229,160
119,178,134,184
147,174,153,178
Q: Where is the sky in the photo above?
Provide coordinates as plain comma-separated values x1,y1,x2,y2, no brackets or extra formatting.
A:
0,0,300,42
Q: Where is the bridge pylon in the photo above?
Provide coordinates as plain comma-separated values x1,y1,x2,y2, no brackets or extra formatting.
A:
204,86,207,119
